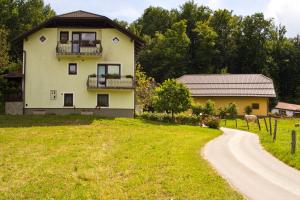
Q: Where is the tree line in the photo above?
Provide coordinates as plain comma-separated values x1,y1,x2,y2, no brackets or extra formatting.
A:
117,1,300,105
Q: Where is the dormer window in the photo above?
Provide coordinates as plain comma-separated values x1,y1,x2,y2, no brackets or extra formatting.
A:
60,32,69,44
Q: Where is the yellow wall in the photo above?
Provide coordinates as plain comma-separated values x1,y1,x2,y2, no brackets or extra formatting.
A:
24,28,134,109
193,96,269,116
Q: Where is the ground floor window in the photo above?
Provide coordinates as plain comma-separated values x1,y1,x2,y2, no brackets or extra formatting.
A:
97,94,109,107
252,103,259,109
64,93,73,107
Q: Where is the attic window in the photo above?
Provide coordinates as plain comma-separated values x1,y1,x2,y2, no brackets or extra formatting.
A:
40,36,46,43
112,37,119,45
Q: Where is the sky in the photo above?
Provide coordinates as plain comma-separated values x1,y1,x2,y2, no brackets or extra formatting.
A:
44,0,300,37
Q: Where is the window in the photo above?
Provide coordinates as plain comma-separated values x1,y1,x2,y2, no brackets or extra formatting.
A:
97,94,109,107
64,93,73,107
252,103,259,109
97,64,120,79
73,32,96,47
60,32,69,43
39,36,46,43
112,37,120,45
68,63,77,75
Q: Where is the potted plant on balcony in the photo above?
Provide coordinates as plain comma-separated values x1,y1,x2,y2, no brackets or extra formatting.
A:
125,75,133,79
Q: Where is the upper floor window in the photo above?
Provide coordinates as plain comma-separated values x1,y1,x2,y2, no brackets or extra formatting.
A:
68,63,77,75
73,32,96,47
60,32,69,43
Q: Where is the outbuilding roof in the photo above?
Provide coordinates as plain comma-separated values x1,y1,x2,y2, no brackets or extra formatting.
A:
177,74,276,97
275,102,300,111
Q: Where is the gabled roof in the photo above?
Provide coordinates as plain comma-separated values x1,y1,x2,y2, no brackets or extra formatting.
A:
177,74,276,97
13,10,144,47
275,102,300,111
58,10,104,18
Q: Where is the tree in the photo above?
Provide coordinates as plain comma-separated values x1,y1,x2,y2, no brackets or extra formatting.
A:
192,21,217,73
0,26,9,68
139,20,190,82
134,6,176,37
153,79,192,118
135,66,156,111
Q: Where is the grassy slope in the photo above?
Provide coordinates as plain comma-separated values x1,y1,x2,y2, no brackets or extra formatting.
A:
223,118,300,170
0,115,242,200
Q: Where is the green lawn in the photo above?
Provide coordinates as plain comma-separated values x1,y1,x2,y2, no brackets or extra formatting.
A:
0,115,242,200
222,118,300,170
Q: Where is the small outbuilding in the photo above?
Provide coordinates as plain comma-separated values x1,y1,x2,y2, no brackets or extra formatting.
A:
271,102,300,117
178,74,276,116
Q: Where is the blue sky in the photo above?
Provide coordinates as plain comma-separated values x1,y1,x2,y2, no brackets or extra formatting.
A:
44,0,300,37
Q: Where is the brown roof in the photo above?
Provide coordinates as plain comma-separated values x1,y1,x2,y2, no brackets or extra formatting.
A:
178,74,276,97
58,10,104,18
13,10,144,48
275,102,300,111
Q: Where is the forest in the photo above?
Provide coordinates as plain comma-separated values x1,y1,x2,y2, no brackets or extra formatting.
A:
1,0,300,106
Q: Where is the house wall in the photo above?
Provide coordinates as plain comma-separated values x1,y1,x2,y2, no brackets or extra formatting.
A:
23,28,135,116
193,96,269,116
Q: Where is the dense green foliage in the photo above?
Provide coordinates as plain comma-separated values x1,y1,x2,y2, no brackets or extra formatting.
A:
129,1,300,105
153,79,192,117
135,66,156,111
244,105,253,115
0,116,242,199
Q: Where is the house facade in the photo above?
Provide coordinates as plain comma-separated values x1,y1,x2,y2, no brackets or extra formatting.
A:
178,74,276,116
14,11,144,117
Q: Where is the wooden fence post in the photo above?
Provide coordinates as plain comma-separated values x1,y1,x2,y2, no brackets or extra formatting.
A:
269,117,272,135
273,119,277,142
257,118,261,131
264,117,268,132
291,130,296,154
235,119,237,128
246,119,249,130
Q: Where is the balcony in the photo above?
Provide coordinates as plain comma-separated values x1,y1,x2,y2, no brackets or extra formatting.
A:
56,40,102,58
87,75,135,89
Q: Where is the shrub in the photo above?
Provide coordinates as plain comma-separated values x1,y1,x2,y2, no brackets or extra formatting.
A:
175,113,200,125
139,112,200,125
153,79,192,118
203,100,216,116
226,103,238,119
218,107,227,119
244,105,252,115
203,116,220,129
191,104,204,116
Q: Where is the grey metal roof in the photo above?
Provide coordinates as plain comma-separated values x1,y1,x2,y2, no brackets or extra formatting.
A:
177,74,276,97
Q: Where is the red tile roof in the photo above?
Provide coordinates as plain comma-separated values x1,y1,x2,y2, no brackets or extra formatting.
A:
178,74,276,97
275,102,300,111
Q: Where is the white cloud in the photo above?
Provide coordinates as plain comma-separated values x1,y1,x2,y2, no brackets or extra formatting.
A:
265,0,300,37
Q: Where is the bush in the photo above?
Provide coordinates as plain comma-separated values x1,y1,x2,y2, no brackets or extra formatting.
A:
203,100,216,116
226,103,238,119
218,107,227,119
244,105,252,115
191,104,204,116
175,113,200,125
203,116,220,129
139,112,200,125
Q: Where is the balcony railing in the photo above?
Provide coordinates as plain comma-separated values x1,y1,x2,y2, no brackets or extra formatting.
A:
87,75,134,89
56,40,103,56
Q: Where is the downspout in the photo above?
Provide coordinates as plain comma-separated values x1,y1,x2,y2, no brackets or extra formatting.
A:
22,50,26,115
